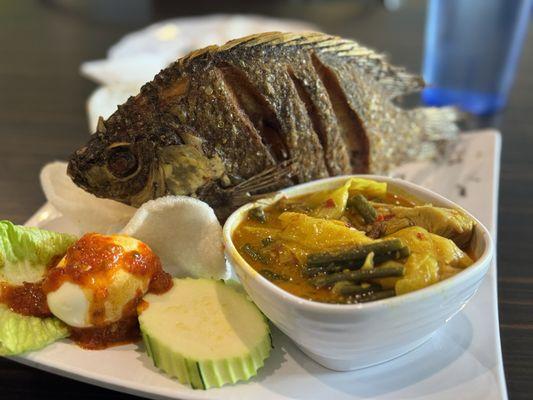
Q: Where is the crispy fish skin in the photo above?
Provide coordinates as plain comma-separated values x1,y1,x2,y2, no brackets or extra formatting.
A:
68,32,458,219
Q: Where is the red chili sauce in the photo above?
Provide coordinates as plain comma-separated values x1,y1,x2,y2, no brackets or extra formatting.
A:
68,294,143,350
0,233,172,350
0,282,51,318
0,254,62,317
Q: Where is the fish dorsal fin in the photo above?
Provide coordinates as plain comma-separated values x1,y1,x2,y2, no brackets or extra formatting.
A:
220,31,424,98
96,116,107,134
218,31,315,51
319,38,425,97
179,44,219,65
178,31,424,98
296,32,424,98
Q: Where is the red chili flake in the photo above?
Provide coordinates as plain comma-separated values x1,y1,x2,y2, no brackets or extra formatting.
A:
416,232,425,240
376,214,385,222
271,242,283,252
324,198,335,208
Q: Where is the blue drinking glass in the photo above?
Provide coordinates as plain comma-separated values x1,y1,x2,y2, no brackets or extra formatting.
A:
422,0,531,115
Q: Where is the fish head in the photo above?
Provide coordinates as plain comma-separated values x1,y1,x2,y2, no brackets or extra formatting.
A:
67,111,231,208
67,125,164,207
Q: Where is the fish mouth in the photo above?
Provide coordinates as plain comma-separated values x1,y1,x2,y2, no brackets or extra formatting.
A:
66,134,170,208
67,150,97,193
66,150,134,204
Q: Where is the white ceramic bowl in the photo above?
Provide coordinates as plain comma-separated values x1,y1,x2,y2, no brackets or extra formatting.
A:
223,175,494,371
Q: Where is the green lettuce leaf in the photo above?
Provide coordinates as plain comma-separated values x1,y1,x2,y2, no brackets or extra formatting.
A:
0,305,69,356
0,221,77,284
0,221,76,355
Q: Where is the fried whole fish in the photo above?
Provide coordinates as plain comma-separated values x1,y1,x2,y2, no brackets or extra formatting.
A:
68,32,458,220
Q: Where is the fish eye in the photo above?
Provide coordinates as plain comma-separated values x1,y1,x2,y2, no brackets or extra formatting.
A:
106,145,139,179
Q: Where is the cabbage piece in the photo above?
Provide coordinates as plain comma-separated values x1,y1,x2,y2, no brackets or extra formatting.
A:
361,252,375,270
277,242,308,265
0,305,69,356
429,232,473,268
307,180,351,220
239,226,281,244
389,226,473,268
348,178,387,199
234,225,302,265
384,226,473,295
370,204,475,248
278,212,372,252
395,253,439,295
0,221,77,285
299,178,387,220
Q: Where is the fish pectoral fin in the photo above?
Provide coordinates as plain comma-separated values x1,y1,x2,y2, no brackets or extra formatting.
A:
225,160,296,207
160,144,225,196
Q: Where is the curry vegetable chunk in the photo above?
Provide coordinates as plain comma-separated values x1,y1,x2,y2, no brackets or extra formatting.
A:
233,178,476,304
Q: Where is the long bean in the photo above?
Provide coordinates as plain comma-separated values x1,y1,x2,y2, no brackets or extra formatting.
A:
348,194,377,223
261,236,274,247
303,249,409,277
259,269,290,282
302,263,344,277
332,281,381,296
306,239,405,268
248,207,266,223
310,265,405,288
241,243,270,264
357,289,396,303
373,246,410,264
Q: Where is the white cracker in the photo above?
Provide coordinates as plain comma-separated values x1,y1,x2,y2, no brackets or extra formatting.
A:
121,196,229,280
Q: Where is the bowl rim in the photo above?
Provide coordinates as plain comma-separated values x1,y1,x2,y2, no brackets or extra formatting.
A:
222,174,494,313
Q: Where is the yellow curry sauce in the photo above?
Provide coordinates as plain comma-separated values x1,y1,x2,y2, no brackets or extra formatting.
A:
233,178,476,304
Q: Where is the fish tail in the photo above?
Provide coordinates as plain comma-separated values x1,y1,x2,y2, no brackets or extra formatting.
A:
401,106,461,164
413,106,461,142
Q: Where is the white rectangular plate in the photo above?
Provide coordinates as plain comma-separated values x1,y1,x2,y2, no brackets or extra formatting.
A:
12,130,506,400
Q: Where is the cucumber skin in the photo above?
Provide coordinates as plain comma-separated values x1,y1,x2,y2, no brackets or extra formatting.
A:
142,330,204,389
139,279,272,390
141,322,271,390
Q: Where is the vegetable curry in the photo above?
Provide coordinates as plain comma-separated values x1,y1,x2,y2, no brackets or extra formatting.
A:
233,178,476,304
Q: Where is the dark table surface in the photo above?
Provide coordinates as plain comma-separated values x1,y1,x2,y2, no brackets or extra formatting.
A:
1,0,532,399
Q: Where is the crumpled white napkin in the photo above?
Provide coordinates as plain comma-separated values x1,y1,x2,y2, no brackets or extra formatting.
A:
40,162,136,234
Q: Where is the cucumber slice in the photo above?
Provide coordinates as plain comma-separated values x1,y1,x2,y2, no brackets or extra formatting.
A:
139,278,271,389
